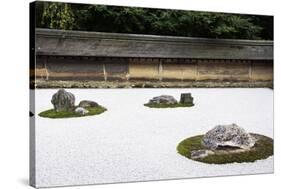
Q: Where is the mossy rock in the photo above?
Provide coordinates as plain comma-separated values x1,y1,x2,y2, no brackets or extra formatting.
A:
144,102,194,108
39,106,107,119
177,133,273,164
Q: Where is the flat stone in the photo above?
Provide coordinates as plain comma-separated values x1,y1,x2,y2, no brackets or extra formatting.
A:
75,107,89,115
191,150,214,159
202,124,255,150
78,100,99,108
148,95,178,104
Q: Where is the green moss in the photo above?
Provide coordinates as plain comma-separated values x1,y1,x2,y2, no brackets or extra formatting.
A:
38,106,107,119
144,103,194,108
177,134,273,164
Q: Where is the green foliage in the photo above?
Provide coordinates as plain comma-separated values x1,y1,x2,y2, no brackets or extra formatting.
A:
40,2,75,30
177,134,273,164
36,2,273,40
144,102,194,108
39,106,107,119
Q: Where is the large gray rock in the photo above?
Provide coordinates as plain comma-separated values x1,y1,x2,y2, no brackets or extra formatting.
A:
202,124,255,150
180,93,194,105
78,100,99,108
148,95,178,104
51,89,75,112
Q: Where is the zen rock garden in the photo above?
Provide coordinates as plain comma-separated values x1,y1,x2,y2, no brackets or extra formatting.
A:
144,93,194,108
177,123,273,164
38,89,273,164
39,89,107,118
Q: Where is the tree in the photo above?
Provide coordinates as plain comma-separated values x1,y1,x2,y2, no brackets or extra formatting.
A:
40,2,75,30
35,2,273,40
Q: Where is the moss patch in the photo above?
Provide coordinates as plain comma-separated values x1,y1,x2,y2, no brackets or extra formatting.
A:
144,102,194,108
39,106,107,119
177,134,273,164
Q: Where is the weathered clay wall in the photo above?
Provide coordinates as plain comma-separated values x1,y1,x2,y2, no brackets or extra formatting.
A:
36,56,129,81
129,59,160,80
251,62,273,81
196,61,250,81
36,56,273,82
34,29,273,87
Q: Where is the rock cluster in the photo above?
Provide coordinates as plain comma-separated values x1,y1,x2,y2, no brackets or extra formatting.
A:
51,89,75,112
146,93,194,106
76,100,99,115
202,124,255,150
189,124,256,160
148,95,178,104
51,89,100,116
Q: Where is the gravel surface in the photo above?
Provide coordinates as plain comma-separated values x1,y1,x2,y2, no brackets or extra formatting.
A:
34,88,273,187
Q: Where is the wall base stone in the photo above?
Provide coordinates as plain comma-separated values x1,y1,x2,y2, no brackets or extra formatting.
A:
33,80,273,89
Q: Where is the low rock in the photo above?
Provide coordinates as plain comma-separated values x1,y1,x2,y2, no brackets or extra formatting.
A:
180,93,194,105
148,95,178,104
51,89,75,112
78,100,99,108
191,150,214,159
202,124,255,150
75,107,89,115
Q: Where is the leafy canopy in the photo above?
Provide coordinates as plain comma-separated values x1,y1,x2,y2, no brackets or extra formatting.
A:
36,2,273,40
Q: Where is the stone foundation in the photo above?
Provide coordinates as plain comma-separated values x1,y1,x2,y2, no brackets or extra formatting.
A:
34,80,273,89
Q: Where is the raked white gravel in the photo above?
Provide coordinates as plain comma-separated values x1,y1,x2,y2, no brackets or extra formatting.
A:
34,88,273,188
